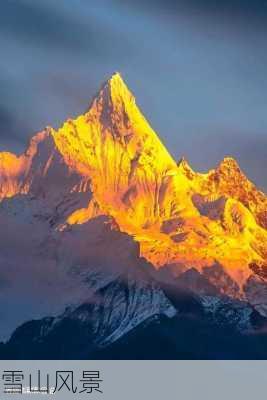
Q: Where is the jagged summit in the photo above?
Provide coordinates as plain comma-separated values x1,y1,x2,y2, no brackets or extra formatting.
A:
88,72,135,120
100,72,133,101
51,73,178,226
217,157,241,172
104,71,124,86
177,157,195,178
0,73,267,298
177,156,194,172
108,71,123,81
105,71,129,93
177,156,189,167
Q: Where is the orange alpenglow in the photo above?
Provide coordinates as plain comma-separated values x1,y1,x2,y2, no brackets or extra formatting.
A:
0,73,267,305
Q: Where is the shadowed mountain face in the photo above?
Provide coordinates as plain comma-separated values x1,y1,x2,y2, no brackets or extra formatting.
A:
0,73,267,358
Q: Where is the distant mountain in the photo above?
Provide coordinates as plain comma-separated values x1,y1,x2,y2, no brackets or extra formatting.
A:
0,73,267,358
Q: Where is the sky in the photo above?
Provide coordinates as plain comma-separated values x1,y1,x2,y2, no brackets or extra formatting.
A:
0,0,267,190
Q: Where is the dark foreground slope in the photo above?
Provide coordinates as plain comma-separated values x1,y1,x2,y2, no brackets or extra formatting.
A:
1,284,267,360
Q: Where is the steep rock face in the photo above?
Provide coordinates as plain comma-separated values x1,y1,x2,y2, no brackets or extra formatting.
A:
52,73,184,228
0,130,93,212
0,152,25,198
0,71,267,338
196,157,267,229
49,74,267,292
0,270,176,359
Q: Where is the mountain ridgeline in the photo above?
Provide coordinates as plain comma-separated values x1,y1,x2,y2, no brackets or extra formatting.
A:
1,73,267,359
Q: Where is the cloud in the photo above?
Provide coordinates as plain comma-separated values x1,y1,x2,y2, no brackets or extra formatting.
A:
118,0,267,23
0,0,266,191
0,1,93,50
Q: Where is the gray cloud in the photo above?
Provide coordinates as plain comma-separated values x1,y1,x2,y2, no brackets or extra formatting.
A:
117,0,267,24
0,0,266,190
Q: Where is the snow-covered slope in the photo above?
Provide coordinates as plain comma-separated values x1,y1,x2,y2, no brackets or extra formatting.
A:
0,73,267,348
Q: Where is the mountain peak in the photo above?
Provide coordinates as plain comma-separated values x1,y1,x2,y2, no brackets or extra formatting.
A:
217,157,241,172
107,71,124,84
82,73,176,174
1,73,267,312
104,71,127,92
177,157,195,179
177,157,192,170
90,72,134,112
51,72,177,226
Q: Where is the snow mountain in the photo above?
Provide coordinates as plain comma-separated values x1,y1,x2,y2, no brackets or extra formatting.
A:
1,73,267,358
